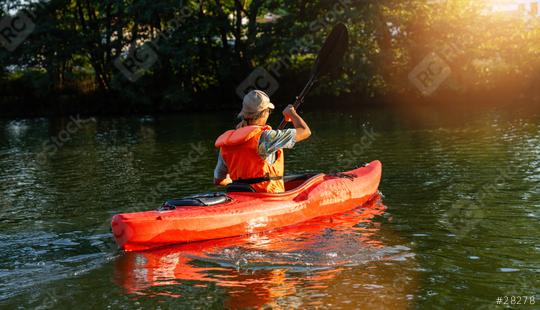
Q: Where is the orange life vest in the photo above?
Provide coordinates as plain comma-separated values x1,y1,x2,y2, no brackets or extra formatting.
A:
215,125,285,193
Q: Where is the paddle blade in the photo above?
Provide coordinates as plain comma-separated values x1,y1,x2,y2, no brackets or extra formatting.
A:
277,23,349,130
313,23,349,78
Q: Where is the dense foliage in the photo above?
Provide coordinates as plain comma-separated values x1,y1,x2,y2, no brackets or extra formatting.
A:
1,0,539,115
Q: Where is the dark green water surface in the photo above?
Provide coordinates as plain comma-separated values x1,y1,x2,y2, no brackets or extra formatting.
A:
0,105,539,309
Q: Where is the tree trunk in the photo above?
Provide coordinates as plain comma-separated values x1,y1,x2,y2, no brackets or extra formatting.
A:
214,0,230,53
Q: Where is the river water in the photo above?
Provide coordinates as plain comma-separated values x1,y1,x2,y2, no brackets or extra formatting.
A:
0,104,538,309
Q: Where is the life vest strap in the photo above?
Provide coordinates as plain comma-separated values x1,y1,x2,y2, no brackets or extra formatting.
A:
233,174,284,185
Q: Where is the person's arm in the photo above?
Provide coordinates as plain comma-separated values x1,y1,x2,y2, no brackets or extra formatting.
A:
282,105,311,142
258,129,297,158
213,152,232,186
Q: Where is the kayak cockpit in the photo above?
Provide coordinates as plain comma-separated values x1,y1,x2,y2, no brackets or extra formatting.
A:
283,173,319,191
160,173,321,210
160,193,232,210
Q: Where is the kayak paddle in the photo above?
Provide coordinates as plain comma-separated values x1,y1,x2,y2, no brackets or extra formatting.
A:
278,23,349,129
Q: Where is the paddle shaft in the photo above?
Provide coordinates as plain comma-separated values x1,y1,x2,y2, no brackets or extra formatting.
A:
277,75,317,130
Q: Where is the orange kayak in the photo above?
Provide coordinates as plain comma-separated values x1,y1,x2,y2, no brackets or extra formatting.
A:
111,160,382,251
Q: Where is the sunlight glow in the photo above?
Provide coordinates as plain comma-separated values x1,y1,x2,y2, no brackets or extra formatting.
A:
487,0,540,16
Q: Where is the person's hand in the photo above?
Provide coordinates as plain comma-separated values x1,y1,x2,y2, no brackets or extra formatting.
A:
282,104,297,122
215,174,233,186
282,103,311,142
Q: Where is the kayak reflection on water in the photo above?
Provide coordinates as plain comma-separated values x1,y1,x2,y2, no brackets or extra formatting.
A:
113,195,418,308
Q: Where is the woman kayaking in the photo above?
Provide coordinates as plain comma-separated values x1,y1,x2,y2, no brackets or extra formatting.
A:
213,90,312,193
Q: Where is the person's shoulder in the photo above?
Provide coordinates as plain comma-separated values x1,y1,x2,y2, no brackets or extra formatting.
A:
264,128,296,134
271,128,296,136
261,128,296,143
261,129,278,139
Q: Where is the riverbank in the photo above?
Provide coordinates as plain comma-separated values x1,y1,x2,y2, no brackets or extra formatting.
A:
1,86,539,119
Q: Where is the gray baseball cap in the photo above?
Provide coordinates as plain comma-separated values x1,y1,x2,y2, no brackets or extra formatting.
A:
238,90,275,119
